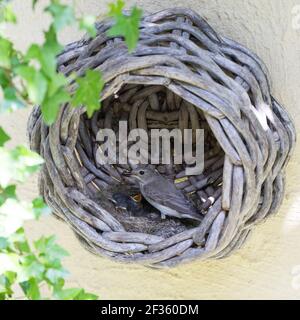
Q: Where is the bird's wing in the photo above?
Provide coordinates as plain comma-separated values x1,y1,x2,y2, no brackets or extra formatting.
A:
142,182,200,217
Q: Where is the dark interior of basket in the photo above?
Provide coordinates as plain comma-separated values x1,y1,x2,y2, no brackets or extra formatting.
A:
75,83,224,238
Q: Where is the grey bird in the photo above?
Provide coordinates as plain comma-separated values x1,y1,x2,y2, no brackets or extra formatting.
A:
124,167,202,221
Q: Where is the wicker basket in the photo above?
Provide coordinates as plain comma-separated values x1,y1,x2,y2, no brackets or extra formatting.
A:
27,8,296,267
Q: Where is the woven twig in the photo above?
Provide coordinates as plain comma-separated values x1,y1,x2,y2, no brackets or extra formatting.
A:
27,8,296,268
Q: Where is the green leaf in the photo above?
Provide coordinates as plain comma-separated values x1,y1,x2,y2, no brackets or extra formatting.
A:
74,290,98,300
32,0,38,9
108,0,124,16
5,271,17,284
1,4,17,24
54,287,82,300
20,278,41,300
0,37,13,68
21,254,45,281
3,185,16,198
7,227,28,253
47,73,68,97
14,65,48,105
11,145,44,167
34,236,69,263
54,287,98,300
0,69,10,87
10,228,31,254
0,145,44,187
46,2,75,31
0,184,16,206
41,87,70,125
0,271,16,299
107,0,142,52
45,268,68,284
44,25,63,56
71,69,104,118
0,87,25,113
79,15,97,37
0,237,9,250
32,197,51,218
0,127,10,147
26,27,63,79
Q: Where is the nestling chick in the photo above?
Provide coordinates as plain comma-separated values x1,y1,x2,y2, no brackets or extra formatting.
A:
124,166,202,221
101,184,143,216
111,192,144,216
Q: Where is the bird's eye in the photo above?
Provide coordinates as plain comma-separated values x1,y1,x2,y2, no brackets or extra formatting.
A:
139,170,145,175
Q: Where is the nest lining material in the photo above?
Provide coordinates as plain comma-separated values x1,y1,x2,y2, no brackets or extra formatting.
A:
27,8,295,268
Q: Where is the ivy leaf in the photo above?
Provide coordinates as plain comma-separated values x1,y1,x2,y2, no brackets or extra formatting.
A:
108,0,124,17
79,15,97,37
10,146,44,181
41,87,70,125
0,127,10,147
9,228,31,254
0,37,13,68
20,278,41,300
107,0,142,52
32,197,51,218
26,26,63,79
0,184,16,206
14,65,48,105
0,69,10,87
34,236,69,264
54,288,82,300
71,69,104,118
0,271,16,299
0,237,9,250
45,268,68,285
32,0,38,9
0,87,25,113
0,145,44,187
46,2,75,31
54,287,97,300
21,254,45,281
0,4,17,24
74,290,98,300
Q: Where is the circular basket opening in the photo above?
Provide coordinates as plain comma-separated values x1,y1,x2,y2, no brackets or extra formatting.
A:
75,83,224,237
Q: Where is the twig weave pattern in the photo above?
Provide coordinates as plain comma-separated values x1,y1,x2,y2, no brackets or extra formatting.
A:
27,8,296,267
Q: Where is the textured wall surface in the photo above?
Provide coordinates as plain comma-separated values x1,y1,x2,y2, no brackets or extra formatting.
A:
1,0,300,299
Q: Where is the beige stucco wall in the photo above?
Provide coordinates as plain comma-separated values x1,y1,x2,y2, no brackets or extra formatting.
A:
1,0,300,299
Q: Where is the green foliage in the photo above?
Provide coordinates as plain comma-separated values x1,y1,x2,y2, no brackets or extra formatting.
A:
0,0,142,300
0,144,44,187
0,225,98,300
45,1,75,32
15,65,48,105
0,0,141,123
0,185,16,206
0,0,109,300
0,2,17,24
0,130,97,299
107,0,142,52
71,69,104,118
0,37,13,68
0,127,10,146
